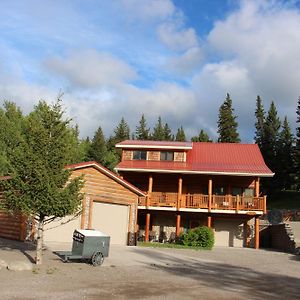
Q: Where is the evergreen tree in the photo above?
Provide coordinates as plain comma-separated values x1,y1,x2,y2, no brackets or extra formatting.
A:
151,116,165,140
163,123,174,141
276,117,295,190
191,129,212,142
135,114,150,140
0,99,83,264
175,126,186,142
261,101,281,173
254,95,265,148
295,96,300,188
217,93,240,143
87,127,107,165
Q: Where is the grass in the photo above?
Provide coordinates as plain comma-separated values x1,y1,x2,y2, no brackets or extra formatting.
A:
137,241,212,250
267,190,300,209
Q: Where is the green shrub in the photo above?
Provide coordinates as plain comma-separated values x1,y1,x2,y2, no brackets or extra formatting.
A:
177,226,214,249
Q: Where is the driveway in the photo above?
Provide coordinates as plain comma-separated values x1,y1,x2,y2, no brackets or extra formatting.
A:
0,238,299,299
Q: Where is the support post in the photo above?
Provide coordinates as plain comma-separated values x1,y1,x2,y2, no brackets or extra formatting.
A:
208,177,212,212
254,216,260,249
263,196,267,214
88,198,94,229
255,177,260,198
19,215,27,241
176,213,181,237
177,177,182,210
145,212,150,242
207,215,212,228
80,196,86,229
236,194,240,213
147,175,153,208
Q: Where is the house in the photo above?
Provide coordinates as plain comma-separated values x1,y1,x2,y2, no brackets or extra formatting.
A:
0,162,145,246
115,140,274,248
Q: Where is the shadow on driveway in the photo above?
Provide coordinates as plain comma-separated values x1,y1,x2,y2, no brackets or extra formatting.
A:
132,248,300,299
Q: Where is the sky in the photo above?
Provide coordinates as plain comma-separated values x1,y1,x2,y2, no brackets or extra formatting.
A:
0,0,300,142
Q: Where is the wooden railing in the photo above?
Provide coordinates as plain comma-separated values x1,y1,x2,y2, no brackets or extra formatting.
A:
138,193,266,212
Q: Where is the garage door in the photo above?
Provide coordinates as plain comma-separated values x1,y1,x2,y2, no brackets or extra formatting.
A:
214,219,243,247
44,214,81,244
92,202,129,245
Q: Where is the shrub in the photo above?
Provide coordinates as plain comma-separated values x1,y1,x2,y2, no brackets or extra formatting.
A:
177,226,214,249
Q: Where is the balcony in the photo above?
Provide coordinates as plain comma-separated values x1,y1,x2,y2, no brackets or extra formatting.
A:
138,193,266,214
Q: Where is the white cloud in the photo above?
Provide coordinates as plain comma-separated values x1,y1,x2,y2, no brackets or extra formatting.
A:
157,22,198,52
45,50,137,88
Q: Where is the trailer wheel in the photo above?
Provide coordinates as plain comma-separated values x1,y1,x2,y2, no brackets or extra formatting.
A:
91,251,104,266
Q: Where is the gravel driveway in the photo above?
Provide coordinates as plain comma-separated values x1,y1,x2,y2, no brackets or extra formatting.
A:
0,238,299,299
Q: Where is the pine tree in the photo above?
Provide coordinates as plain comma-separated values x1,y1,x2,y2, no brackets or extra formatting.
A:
87,127,107,165
175,126,186,142
0,99,83,264
151,116,165,141
295,96,300,188
254,95,265,148
163,123,174,141
135,114,150,140
261,101,281,178
217,93,240,143
191,129,212,142
276,117,295,190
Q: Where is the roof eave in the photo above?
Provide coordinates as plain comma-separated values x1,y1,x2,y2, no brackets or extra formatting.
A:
115,167,274,177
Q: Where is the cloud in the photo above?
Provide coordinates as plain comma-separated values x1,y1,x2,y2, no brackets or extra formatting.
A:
45,50,137,88
157,22,198,52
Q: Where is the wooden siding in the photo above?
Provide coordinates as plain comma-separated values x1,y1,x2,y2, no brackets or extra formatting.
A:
0,210,23,240
70,167,138,205
148,151,160,161
122,150,133,161
174,152,185,162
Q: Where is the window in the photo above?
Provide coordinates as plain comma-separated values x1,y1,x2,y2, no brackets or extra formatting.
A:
160,151,174,161
232,187,243,196
213,186,225,195
133,150,147,160
244,188,254,197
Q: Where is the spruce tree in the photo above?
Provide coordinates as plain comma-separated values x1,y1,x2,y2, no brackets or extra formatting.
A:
261,101,281,176
295,96,300,188
135,114,150,140
276,117,295,190
254,95,265,148
175,126,186,142
217,93,240,143
163,123,174,141
0,100,83,264
87,126,107,165
191,129,212,142
151,116,165,140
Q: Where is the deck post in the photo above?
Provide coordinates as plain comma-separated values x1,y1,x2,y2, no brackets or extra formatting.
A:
254,216,260,249
177,177,182,210
147,175,153,208
145,212,151,242
236,194,240,213
255,177,260,198
176,213,181,237
207,215,212,228
208,177,212,212
263,196,267,214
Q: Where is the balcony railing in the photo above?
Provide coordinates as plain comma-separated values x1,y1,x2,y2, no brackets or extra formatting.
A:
138,193,266,213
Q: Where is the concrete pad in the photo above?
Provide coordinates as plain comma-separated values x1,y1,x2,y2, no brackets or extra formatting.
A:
7,261,33,271
0,259,7,269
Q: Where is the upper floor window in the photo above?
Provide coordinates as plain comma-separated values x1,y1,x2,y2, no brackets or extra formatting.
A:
160,151,174,161
133,150,147,160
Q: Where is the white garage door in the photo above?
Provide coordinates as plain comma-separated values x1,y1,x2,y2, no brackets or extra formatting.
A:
44,214,81,244
214,219,243,247
92,202,129,245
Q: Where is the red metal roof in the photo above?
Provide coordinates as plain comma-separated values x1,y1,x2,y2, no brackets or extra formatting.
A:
116,142,274,177
65,161,146,196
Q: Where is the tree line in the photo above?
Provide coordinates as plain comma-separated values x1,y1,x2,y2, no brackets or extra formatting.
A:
0,93,300,193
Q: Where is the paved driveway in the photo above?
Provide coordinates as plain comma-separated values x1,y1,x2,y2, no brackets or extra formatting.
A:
0,238,300,299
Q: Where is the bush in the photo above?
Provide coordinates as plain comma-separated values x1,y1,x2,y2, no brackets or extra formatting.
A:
177,226,214,249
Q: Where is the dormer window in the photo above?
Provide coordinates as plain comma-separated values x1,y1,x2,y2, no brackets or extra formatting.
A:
133,150,147,160
160,151,174,161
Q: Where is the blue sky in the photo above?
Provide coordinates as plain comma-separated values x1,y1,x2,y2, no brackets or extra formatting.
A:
0,0,300,141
